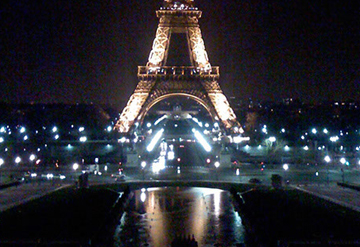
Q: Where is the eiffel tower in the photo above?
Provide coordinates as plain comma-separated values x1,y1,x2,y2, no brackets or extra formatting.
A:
114,0,241,134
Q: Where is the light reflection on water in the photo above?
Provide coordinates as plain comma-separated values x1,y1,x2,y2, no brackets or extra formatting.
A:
113,187,246,247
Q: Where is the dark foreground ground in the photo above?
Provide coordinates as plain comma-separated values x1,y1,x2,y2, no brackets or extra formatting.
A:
0,184,130,246
231,185,360,246
1,183,360,247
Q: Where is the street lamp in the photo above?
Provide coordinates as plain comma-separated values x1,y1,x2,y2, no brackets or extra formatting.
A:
15,156,21,164
324,155,331,163
214,161,220,180
324,155,331,185
29,154,36,162
73,163,79,171
283,164,289,185
141,161,146,180
283,163,289,171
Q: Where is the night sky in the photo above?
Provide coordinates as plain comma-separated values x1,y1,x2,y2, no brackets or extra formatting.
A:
1,0,360,108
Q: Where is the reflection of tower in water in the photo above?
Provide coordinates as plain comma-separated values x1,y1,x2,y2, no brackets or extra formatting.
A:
115,187,246,246
132,187,223,245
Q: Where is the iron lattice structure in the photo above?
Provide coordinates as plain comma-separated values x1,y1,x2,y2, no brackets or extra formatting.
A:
114,0,241,134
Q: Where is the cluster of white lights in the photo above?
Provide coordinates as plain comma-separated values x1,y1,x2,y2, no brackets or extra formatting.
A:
330,136,339,142
152,156,166,173
79,136,87,142
118,137,128,143
268,136,276,142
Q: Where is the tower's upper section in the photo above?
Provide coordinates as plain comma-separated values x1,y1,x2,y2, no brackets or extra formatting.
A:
159,0,201,19
163,0,195,10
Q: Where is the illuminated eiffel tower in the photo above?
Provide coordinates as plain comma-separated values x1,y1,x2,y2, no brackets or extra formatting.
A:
114,0,241,134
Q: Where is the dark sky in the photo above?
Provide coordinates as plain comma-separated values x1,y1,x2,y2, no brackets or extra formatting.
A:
1,0,360,108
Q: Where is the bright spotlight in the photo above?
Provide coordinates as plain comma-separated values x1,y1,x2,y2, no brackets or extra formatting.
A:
146,129,164,152
192,129,211,152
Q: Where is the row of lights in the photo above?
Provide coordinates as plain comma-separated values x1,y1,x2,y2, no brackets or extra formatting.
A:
0,125,114,142
260,125,357,142
0,154,41,166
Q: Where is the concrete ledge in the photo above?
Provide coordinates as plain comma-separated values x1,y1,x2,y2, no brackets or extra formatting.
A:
337,182,360,192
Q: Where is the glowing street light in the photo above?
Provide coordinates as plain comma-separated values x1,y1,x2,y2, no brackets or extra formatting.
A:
283,164,289,171
214,161,220,180
15,156,21,164
141,161,146,180
0,158,4,166
340,158,346,165
324,155,331,163
20,127,26,133
29,154,36,162
312,128,317,134
73,163,79,171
